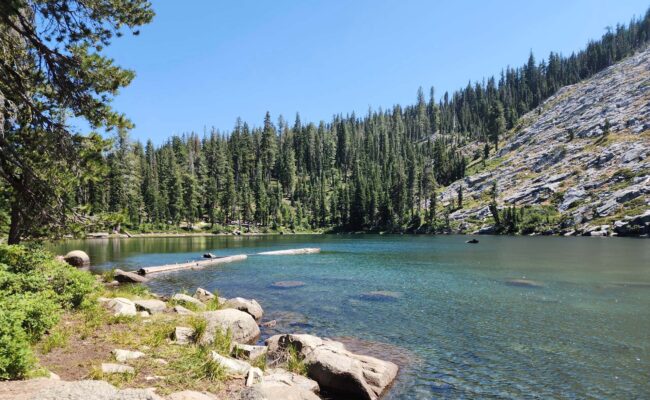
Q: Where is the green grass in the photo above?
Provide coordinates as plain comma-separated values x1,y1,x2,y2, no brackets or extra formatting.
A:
285,345,307,376
39,325,70,354
103,283,152,300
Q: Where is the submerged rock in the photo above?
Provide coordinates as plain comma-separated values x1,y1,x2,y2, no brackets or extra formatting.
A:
359,291,402,301
505,279,544,288
270,281,306,289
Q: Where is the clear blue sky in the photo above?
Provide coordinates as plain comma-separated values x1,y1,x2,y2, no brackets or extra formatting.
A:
103,0,648,143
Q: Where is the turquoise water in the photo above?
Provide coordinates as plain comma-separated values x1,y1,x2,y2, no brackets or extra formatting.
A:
50,235,650,399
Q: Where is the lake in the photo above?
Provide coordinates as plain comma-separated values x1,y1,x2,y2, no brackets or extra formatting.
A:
50,235,650,399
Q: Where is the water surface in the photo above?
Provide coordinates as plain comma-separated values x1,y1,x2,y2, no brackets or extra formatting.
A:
50,235,650,399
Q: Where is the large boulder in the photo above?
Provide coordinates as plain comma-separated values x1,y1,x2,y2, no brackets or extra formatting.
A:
266,334,398,400
114,269,149,283
63,250,90,267
223,297,264,321
201,309,260,345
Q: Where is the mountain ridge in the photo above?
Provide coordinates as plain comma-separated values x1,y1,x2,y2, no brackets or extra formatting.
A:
441,45,650,236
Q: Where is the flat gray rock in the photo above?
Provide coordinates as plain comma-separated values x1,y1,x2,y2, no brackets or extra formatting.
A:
134,299,166,314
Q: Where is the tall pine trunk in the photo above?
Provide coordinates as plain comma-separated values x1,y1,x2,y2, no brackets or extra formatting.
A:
8,199,22,244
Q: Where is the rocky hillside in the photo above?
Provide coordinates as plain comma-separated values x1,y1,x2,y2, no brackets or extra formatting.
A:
441,46,650,237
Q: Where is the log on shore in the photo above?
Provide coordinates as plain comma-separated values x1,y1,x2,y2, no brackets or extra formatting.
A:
257,248,320,256
138,254,248,275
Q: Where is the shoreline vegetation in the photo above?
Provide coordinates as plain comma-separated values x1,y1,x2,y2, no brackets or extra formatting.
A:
0,245,399,399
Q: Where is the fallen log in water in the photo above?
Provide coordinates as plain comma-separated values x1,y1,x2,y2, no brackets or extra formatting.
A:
137,254,247,275
257,248,320,256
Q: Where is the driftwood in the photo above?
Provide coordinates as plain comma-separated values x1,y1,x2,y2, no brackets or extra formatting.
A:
138,254,247,275
257,248,320,256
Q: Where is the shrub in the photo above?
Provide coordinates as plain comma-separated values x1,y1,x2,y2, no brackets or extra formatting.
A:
0,309,35,380
0,244,99,379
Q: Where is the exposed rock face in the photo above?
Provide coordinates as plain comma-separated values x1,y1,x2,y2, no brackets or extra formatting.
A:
63,250,90,267
134,299,167,314
266,334,398,400
439,47,650,236
0,378,162,400
613,209,650,236
114,269,148,283
201,309,260,345
223,297,264,321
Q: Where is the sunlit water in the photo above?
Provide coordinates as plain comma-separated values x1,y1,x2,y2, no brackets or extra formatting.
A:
50,235,650,399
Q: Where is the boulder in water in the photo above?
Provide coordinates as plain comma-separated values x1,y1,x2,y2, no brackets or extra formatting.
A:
63,250,90,267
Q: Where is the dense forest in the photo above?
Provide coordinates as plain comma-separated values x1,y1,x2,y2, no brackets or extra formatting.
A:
2,7,649,239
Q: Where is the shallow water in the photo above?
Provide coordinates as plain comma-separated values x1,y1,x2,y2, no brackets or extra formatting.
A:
50,235,650,399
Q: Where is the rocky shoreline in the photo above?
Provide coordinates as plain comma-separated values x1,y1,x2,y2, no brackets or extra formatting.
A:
5,251,399,400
